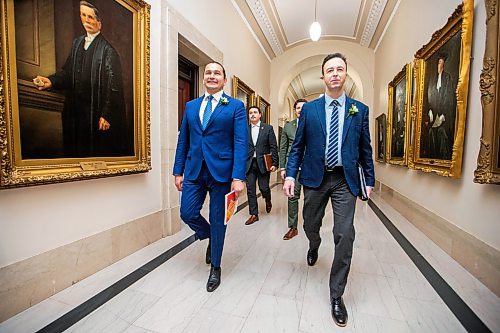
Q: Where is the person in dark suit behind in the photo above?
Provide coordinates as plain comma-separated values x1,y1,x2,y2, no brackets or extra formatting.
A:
279,98,307,240
244,106,278,225
173,62,247,292
426,52,456,160
35,1,129,157
283,53,375,327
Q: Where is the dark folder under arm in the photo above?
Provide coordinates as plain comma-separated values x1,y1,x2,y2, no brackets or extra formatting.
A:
357,163,369,201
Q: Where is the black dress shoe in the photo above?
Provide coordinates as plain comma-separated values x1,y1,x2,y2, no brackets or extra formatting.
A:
205,240,211,265
265,200,272,213
331,297,348,327
307,248,318,266
206,266,221,292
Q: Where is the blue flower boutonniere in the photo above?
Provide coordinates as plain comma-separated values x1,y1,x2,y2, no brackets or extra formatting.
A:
221,97,229,105
347,104,359,117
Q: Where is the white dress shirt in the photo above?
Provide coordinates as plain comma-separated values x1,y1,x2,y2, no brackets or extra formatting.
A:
199,90,224,123
251,121,261,157
84,32,100,50
324,93,346,167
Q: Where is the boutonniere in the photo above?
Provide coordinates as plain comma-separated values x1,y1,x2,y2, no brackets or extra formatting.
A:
220,97,229,105
347,104,359,117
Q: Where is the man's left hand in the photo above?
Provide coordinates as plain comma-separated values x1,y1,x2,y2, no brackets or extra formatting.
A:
99,117,110,131
366,186,373,198
270,166,276,172
232,180,245,199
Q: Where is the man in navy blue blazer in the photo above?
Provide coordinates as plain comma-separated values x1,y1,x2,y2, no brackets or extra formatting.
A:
173,62,247,292
284,53,374,327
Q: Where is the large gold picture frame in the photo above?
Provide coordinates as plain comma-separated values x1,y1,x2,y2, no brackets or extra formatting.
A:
0,0,151,189
256,95,270,124
474,0,500,184
410,2,473,178
375,113,387,163
232,76,255,110
387,63,412,165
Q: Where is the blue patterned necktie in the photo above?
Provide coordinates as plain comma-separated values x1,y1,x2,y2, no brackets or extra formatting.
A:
202,95,213,129
326,100,340,168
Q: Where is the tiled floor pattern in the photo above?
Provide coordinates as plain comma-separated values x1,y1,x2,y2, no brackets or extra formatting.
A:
1,186,499,333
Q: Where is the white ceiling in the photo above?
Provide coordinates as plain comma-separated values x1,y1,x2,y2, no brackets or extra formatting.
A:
232,0,399,100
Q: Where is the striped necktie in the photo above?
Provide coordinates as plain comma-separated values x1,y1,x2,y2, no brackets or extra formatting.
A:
326,100,340,168
202,95,213,129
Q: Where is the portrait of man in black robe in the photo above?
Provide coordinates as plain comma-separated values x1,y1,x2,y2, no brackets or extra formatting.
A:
35,1,131,158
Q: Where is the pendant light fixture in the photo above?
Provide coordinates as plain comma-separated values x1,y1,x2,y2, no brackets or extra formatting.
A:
309,0,321,41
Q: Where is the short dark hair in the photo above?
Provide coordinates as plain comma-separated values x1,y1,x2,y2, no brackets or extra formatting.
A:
80,1,101,21
437,53,448,62
206,61,226,79
294,99,307,109
248,105,261,114
321,53,347,75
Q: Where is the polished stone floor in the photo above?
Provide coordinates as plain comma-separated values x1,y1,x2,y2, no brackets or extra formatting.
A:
1,186,498,333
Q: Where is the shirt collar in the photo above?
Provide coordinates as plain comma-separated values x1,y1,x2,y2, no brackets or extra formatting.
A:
204,90,224,102
85,31,100,42
251,121,261,128
324,92,346,108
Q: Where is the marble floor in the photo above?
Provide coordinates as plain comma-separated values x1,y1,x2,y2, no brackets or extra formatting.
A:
1,186,499,333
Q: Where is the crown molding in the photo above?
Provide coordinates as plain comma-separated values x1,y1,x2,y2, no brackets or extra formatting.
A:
245,0,283,55
361,0,388,47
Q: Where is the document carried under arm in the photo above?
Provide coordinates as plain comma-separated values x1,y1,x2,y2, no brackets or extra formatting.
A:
357,163,369,201
264,154,273,171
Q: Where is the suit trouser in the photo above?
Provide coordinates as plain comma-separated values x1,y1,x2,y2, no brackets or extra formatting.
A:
302,169,357,298
180,162,231,268
246,158,271,216
288,172,302,228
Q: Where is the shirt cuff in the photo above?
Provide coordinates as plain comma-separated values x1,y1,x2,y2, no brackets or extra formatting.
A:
285,176,295,182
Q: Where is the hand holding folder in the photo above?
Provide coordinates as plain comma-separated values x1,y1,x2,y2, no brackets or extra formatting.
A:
263,154,273,171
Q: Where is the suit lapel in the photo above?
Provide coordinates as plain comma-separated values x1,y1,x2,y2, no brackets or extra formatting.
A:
204,92,228,130
256,124,265,146
342,96,354,144
193,96,204,130
315,96,327,138
248,125,254,147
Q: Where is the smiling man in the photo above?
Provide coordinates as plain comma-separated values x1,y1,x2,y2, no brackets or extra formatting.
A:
283,53,375,327
173,62,247,292
34,1,127,157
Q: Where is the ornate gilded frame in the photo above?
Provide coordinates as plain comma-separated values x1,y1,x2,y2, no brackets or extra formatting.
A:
256,95,270,124
387,64,412,165
0,0,151,188
474,0,500,184
232,76,255,110
410,2,473,178
375,113,387,163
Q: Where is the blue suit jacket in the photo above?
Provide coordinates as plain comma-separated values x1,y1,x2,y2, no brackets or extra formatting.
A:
173,93,248,182
286,95,375,196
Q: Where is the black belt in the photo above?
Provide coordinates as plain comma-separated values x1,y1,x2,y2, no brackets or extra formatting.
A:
325,166,343,173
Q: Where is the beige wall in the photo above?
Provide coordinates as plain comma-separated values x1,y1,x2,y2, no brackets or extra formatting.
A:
166,0,271,102
374,0,500,250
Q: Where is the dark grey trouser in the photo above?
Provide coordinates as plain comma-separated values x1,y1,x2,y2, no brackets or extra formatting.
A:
287,172,302,228
303,170,357,298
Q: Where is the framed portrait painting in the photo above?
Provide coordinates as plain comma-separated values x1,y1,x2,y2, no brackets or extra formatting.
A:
232,76,255,110
410,2,473,178
375,113,387,163
0,0,151,188
474,0,500,184
387,63,412,165
257,95,270,124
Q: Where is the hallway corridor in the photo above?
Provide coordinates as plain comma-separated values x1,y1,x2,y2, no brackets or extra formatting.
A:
1,186,498,333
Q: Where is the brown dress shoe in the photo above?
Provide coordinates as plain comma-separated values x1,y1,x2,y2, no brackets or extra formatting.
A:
283,228,298,240
245,215,259,225
265,200,272,213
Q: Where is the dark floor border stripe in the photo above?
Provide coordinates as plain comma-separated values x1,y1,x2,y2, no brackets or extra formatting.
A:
368,199,491,333
37,234,198,333
36,182,281,333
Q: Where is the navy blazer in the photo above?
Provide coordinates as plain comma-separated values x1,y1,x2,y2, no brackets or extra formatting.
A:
286,95,375,196
246,123,279,174
173,93,248,182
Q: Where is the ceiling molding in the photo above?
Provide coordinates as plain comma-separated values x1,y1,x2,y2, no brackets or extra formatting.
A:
245,0,283,56
360,0,388,47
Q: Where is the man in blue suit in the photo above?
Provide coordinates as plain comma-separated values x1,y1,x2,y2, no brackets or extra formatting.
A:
173,62,247,292
283,53,374,327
